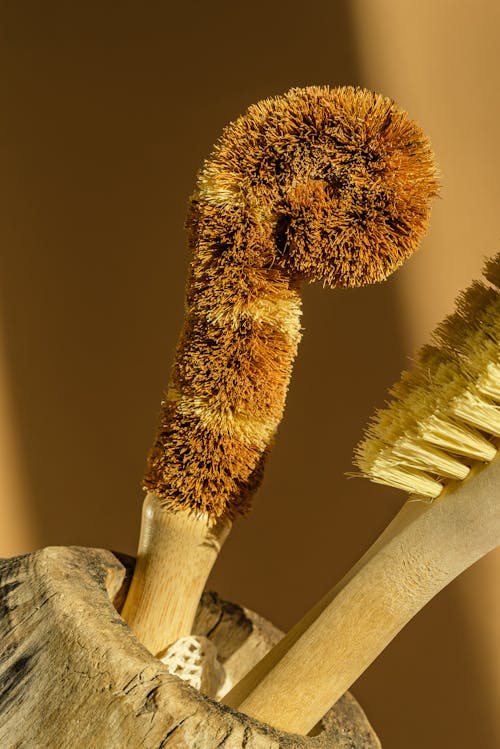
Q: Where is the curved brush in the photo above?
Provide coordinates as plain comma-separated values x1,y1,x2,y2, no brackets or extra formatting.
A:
121,85,437,657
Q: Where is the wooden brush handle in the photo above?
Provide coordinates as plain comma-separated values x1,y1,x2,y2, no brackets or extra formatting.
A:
224,455,500,734
120,493,231,656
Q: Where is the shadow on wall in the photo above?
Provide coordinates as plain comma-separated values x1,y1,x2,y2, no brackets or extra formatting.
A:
0,3,496,748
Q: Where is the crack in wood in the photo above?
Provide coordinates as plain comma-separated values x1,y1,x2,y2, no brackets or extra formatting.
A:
157,711,199,748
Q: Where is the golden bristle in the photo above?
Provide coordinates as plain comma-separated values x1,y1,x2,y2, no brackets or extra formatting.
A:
144,86,438,518
196,86,438,289
432,283,499,363
355,438,444,497
354,252,500,497
483,250,500,288
417,346,500,436
419,414,496,462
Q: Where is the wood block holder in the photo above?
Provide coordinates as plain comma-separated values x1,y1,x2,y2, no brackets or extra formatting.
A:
0,546,380,748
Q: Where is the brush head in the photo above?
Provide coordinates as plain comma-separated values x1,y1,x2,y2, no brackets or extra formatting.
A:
146,87,438,519
354,252,500,497
195,86,438,288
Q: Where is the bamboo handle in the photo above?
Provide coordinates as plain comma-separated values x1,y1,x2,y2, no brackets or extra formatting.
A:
120,493,231,656
224,455,500,733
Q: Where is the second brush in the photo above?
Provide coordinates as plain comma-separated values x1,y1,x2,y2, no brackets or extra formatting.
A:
224,252,500,733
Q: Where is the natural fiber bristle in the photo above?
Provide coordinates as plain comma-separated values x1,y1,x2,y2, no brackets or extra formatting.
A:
354,251,500,498
483,252,500,288
144,86,437,518
196,86,438,289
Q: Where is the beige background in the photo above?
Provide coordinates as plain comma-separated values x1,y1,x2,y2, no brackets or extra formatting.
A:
0,2,498,746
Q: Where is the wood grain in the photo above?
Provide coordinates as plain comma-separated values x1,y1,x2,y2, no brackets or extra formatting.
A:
0,545,380,748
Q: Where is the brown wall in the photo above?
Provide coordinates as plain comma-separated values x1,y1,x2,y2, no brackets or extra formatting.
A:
0,2,498,747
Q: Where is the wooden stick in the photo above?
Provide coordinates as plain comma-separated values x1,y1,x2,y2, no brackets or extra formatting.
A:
120,493,231,656
224,454,500,734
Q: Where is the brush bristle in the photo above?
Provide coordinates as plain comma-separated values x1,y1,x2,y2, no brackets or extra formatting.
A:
354,252,500,497
195,85,438,289
144,86,438,518
483,252,500,288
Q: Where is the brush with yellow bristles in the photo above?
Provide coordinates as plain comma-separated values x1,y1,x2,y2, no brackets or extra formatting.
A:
356,276,500,495
224,252,500,734
120,85,437,658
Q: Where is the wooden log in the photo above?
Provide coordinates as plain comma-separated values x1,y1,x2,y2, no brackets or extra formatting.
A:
0,546,380,748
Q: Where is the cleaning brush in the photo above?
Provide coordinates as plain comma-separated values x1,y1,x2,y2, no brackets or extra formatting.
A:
120,85,438,657
224,252,500,734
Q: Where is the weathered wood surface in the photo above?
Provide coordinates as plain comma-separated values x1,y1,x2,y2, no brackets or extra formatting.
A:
0,546,381,748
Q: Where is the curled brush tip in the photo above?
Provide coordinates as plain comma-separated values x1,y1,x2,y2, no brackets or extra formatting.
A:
146,86,438,518
194,85,438,288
